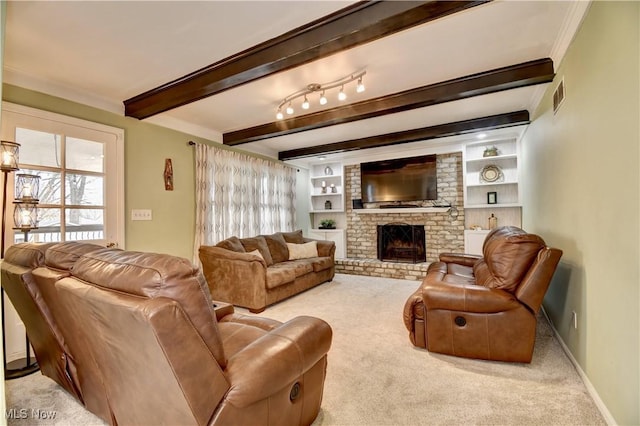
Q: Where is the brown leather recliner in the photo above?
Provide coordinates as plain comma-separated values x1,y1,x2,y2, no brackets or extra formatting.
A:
2,242,332,425
403,226,562,363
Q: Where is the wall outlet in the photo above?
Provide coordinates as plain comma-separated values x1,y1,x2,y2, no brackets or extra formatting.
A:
131,209,152,221
571,310,578,329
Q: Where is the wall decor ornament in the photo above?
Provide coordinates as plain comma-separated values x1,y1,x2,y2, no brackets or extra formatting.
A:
164,159,174,191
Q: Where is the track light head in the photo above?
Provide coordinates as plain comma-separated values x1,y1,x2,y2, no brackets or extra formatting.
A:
338,86,347,101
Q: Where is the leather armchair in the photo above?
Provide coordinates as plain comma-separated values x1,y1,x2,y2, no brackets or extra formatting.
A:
403,226,562,363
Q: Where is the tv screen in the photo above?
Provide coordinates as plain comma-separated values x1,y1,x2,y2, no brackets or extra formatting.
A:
361,154,437,203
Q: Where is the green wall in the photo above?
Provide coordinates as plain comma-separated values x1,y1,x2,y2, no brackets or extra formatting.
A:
2,84,213,260
521,2,639,424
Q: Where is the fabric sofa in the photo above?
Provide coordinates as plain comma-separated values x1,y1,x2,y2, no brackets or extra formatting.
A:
199,230,335,313
1,242,332,425
403,226,562,363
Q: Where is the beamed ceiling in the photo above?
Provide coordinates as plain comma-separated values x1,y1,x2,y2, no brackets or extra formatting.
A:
4,1,590,166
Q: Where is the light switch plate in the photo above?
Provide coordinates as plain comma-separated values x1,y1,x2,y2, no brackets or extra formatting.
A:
131,209,152,221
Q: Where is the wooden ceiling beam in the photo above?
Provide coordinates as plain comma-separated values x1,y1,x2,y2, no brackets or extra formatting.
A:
225,58,553,146
123,1,488,120
278,111,530,160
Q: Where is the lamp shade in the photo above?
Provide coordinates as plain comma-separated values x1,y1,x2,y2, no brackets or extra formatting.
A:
15,174,40,201
0,141,20,172
13,201,38,231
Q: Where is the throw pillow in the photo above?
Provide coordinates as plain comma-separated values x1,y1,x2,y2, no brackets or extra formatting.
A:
215,236,245,253
281,229,305,244
263,233,289,264
287,241,318,260
240,236,273,266
247,249,265,261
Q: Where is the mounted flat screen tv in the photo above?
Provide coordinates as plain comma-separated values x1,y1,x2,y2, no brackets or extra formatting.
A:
361,154,437,203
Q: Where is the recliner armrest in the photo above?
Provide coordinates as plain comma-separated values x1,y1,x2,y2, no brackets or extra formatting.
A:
438,253,482,267
422,280,521,313
223,316,332,408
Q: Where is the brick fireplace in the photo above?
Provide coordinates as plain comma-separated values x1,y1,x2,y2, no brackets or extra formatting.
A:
336,152,464,279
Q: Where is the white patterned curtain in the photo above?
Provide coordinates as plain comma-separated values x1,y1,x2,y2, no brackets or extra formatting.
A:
193,143,297,262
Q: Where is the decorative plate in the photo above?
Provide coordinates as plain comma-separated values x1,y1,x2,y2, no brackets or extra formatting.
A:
480,165,503,183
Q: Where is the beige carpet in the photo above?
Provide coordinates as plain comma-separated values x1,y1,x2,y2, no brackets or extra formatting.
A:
4,273,605,425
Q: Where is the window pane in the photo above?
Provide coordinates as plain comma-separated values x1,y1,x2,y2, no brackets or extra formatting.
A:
15,128,62,168
65,174,103,206
67,137,104,173
18,169,62,205
66,208,104,241
22,208,61,243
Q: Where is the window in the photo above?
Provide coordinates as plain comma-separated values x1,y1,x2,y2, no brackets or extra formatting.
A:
1,102,124,247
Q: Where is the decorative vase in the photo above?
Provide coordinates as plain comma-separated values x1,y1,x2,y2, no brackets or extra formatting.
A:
324,200,332,210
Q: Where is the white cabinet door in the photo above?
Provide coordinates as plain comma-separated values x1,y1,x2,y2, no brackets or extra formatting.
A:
464,229,490,255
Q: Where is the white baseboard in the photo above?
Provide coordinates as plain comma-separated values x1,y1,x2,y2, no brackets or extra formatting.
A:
540,307,617,425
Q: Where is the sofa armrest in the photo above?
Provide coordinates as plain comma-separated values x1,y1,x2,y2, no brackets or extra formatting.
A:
422,279,521,313
199,246,269,310
223,316,332,408
438,253,482,267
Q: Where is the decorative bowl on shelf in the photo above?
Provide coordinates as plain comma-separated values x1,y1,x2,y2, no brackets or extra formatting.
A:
483,146,499,157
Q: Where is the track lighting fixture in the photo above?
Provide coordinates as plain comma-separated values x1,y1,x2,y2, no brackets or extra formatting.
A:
275,70,366,120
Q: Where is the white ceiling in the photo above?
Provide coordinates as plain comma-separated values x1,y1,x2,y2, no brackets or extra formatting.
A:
3,1,590,166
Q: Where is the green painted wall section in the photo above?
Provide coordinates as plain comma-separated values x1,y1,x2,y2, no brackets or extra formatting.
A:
521,2,639,424
2,84,213,260
1,0,8,405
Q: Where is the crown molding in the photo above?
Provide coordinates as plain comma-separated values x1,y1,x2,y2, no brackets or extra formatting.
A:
3,66,124,115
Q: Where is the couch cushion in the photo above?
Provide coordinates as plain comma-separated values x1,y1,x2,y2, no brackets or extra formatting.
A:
275,260,313,278
281,229,305,244
310,257,333,273
265,266,296,289
287,241,318,260
263,233,289,264
474,230,546,292
216,236,246,253
239,236,273,266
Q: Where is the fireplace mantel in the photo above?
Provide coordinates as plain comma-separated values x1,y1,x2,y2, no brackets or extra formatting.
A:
354,207,450,214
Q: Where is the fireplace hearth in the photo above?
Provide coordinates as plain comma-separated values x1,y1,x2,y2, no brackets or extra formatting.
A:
377,223,426,264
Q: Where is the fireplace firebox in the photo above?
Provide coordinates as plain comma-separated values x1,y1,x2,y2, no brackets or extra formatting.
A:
377,223,426,264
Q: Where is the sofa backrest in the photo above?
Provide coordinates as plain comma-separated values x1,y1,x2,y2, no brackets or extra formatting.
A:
55,276,228,425
473,227,546,292
68,247,227,367
514,247,563,313
31,241,114,423
0,243,76,393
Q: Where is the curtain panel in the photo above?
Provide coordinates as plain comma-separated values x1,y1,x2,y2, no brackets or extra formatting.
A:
193,143,296,262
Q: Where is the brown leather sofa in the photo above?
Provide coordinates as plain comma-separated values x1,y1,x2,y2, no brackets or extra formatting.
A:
2,242,332,425
199,230,335,313
403,226,562,363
